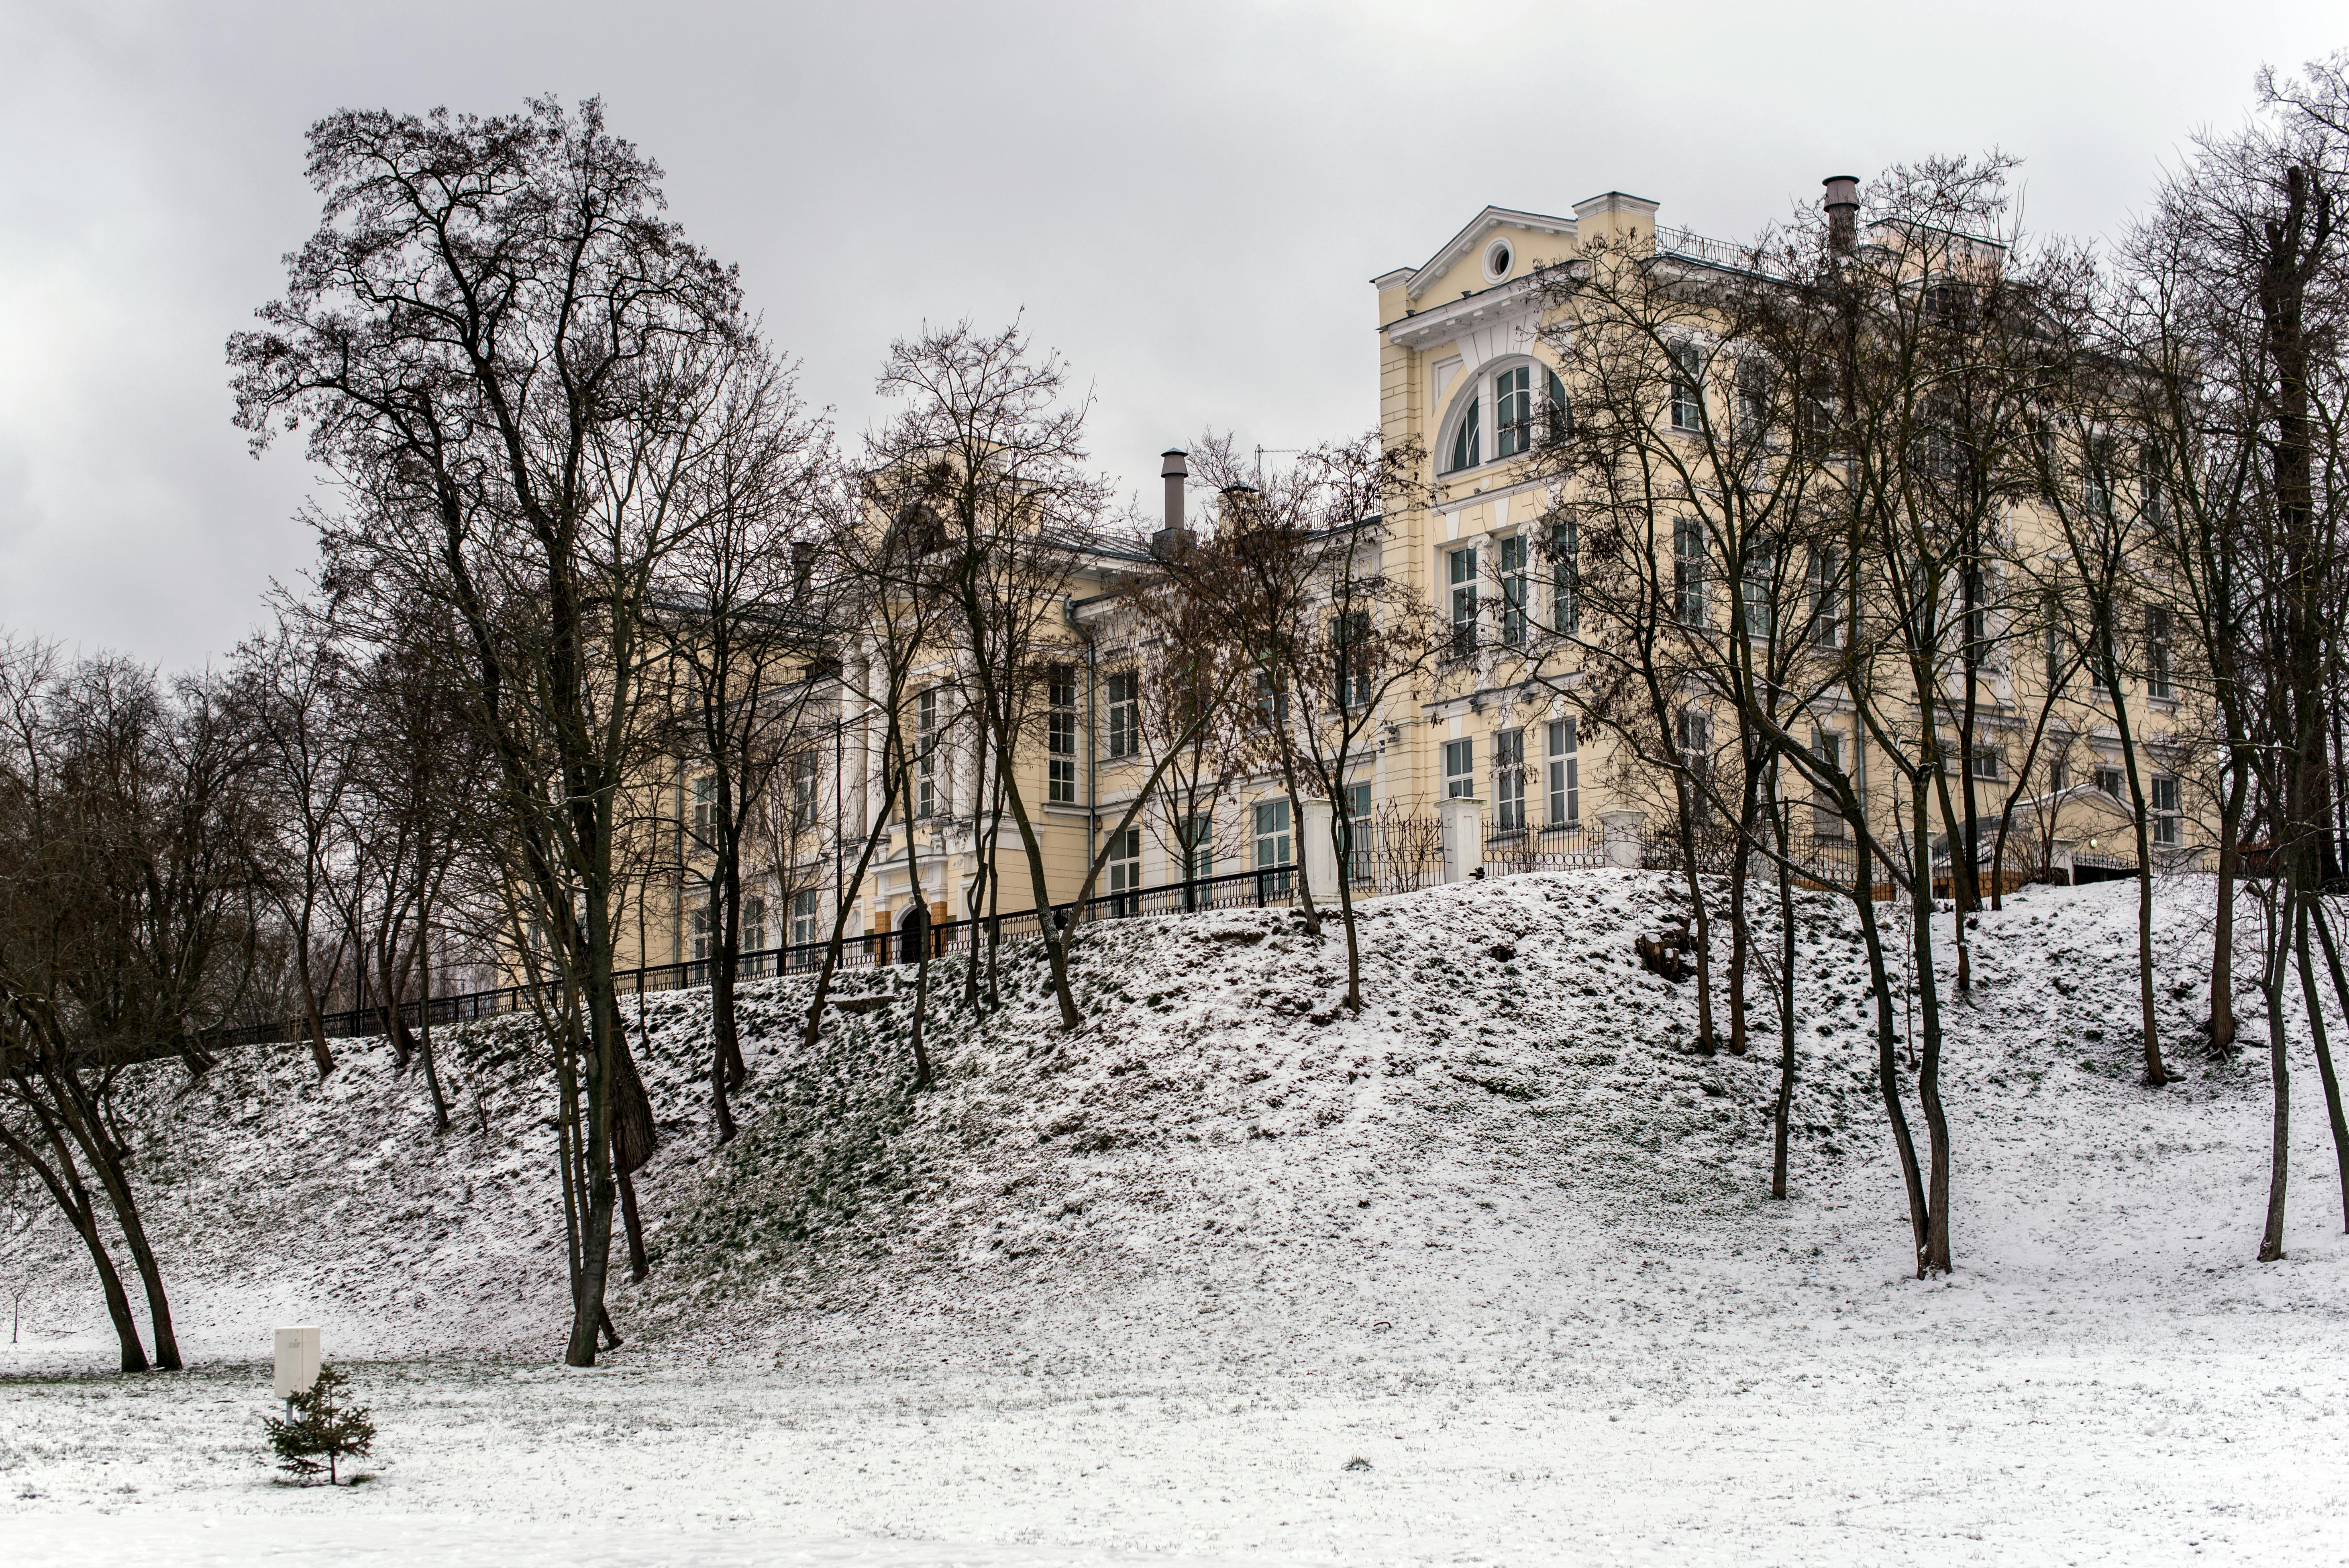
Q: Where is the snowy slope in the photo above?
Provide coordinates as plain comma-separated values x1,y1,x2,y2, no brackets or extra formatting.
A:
8,872,2349,1566
6,869,2345,1363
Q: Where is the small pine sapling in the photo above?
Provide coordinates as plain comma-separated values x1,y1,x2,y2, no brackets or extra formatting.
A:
263,1364,377,1485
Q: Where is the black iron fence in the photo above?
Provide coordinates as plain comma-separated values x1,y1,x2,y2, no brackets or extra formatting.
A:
1482,821,1607,874
202,862,1351,1056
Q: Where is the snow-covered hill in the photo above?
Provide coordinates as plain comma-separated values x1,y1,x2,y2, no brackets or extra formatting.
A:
9,869,2343,1365
10,870,2349,1566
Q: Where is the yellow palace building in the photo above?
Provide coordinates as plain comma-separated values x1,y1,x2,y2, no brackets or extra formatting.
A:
639,185,2204,971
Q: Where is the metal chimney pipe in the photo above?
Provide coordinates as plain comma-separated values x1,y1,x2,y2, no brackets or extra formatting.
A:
1160,449,1188,532
1823,175,1860,254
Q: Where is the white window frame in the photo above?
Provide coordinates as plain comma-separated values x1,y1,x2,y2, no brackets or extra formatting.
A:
1670,341,1704,432
1448,545,1480,655
1253,798,1292,869
1107,669,1140,759
1047,666,1078,804
1445,737,1475,799
1674,518,1708,628
2151,774,2182,846
1494,727,1526,832
1546,718,1579,826
1498,534,1528,646
915,686,940,819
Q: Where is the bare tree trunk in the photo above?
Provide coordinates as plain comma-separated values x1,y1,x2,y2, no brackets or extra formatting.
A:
1330,792,1364,1011
45,1074,181,1370
2259,887,2294,1260
293,937,336,1078
802,767,903,1055
563,987,623,1368
1853,853,1930,1262
1911,775,1953,1275
2108,672,2168,1086
2294,896,2349,1230
0,1119,148,1372
1677,775,1717,1056
616,1168,650,1283
414,932,451,1135
1725,765,1759,1055
894,728,936,1090
2211,769,2247,1053
1770,782,1797,1199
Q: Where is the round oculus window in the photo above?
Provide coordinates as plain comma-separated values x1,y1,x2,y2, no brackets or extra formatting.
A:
1484,239,1513,280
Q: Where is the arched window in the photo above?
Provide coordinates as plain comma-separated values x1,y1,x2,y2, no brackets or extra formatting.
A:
1495,366,1533,459
1447,396,1481,473
1442,358,1568,475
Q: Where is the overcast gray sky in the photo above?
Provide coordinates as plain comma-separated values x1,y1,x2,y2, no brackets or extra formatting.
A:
2,0,2339,669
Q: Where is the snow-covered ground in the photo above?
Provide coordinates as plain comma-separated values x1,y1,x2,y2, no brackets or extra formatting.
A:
5,871,2347,1565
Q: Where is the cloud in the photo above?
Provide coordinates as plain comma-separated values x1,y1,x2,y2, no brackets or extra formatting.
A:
0,0,2335,666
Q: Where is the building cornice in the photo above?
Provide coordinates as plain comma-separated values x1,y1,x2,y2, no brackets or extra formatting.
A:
1385,275,1547,355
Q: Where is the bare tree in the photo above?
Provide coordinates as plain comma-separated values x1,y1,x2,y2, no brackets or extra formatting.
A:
230,603,352,1077
0,644,266,1371
230,98,732,1364
656,347,834,1141
1179,434,1436,1010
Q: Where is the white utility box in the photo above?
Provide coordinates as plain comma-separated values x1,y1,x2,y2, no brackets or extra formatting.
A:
273,1326,320,1399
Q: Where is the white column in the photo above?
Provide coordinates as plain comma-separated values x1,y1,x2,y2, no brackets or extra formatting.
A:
1440,796,1484,884
1302,798,1339,902
1599,807,1645,869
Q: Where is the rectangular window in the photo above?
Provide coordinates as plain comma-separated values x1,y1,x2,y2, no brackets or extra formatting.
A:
1107,669,1140,759
1670,342,1703,431
1964,565,1991,657
1550,516,1579,636
1809,546,1841,648
1678,709,1712,822
2050,757,2072,793
1253,799,1292,869
2146,608,2174,701
1546,718,1579,826
2045,622,2065,694
1499,534,1528,646
1445,737,1474,799
1047,665,1078,804
1254,669,1288,728
2094,765,2125,800
689,902,712,964
1449,546,1479,655
1969,743,2005,782
1735,355,1771,441
2151,774,2181,846
1334,612,1372,708
1494,727,1526,831
789,888,818,948
741,896,767,954
789,750,819,830
1742,542,1776,640
1495,365,1534,458
1674,518,1708,627
915,687,940,818
1107,826,1142,910
1180,810,1214,882
1811,729,1844,837
1342,781,1372,883
691,773,717,845
2083,455,2112,518
1678,708,1712,773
